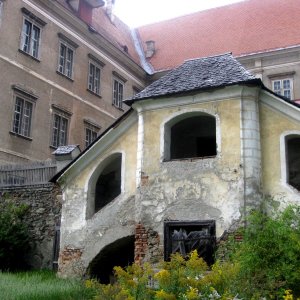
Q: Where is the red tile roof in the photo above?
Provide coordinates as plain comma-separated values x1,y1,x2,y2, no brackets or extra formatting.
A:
137,0,300,72
55,0,141,66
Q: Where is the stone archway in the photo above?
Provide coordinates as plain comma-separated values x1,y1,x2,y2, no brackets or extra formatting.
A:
88,235,135,283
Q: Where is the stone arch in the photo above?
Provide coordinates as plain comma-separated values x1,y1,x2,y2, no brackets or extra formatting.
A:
161,111,219,161
86,152,123,219
87,235,135,283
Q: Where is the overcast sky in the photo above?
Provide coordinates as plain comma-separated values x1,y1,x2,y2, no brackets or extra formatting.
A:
114,0,244,27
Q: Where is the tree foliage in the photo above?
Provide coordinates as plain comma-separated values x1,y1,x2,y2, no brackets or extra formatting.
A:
0,195,29,271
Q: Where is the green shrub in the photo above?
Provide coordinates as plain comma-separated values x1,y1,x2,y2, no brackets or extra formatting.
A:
0,195,30,271
229,205,300,299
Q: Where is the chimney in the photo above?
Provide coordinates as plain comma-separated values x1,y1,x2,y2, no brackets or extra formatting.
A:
68,0,104,24
106,0,115,23
52,145,81,172
145,40,155,58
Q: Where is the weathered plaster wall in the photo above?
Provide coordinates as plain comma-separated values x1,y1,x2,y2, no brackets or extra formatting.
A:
260,99,300,207
137,98,245,249
0,184,61,269
59,119,138,277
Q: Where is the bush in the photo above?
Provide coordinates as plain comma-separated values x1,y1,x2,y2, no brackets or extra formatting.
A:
229,206,300,299
0,195,30,271
86,205,300,300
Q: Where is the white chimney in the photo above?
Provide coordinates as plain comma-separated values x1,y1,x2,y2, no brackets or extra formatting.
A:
106,0,115,23
145,40,155,58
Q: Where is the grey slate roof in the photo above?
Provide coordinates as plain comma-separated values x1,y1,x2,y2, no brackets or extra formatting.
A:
125,53,260,105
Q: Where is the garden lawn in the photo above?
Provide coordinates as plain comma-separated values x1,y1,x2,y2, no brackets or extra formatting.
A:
0,270,94,300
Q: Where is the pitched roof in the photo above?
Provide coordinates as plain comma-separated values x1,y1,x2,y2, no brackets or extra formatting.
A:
55,0,141,66
125,53,260,104
137,0,300,72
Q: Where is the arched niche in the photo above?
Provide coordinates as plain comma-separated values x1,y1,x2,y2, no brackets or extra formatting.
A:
86,153,122,219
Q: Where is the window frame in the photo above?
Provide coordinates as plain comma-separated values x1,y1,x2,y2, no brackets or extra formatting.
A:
280,131,300,193
50,108,71,149
112,77,124,109
12,95,34,138
271,78,294,100
57,40,75,79
20,17,42,59
10,86,37,140
84,120,101,148
88,60,102,96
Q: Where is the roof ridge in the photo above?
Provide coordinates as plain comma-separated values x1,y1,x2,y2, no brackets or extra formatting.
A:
184,52,233,63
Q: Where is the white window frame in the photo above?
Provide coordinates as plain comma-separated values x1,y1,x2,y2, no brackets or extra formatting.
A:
51,110,70,148
12,95,34,138
272,78,293,100
280,131,300,192
57,41,75,79
88,60,101,95
84,121,100,148
20,17,41,59
112,77,124,109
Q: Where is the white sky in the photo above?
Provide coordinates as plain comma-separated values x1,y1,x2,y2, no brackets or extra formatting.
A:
114,0,244,28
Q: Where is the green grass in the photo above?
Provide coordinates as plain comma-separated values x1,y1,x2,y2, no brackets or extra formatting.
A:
0,270,95,300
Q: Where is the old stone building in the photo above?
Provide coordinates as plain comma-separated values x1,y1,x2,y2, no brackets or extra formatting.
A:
52,54,300,281
1,0,300,278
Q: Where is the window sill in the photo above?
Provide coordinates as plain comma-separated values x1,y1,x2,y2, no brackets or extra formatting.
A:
18,49,40,62
9,131,32,141
87,89,102,98
112,104,124,112
56,71,74,82
163,155,217,162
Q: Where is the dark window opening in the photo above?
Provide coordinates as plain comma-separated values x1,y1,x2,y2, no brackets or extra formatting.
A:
164,220,216,266
286,136,300,191
95,154,121,212
88,236,134,284
170,116,216,160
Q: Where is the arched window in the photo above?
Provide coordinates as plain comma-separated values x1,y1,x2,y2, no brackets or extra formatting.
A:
86,153,122,218
286,135,300,191
95,154,122,213
164,113,217,161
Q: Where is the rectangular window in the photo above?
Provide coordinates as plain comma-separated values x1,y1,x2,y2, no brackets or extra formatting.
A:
272,78,293,100
58,42,74,78
84,121,100,148
88,61,101,95
113,78,124,109
20,18,41,58
51,113,69,148
12,96,33,137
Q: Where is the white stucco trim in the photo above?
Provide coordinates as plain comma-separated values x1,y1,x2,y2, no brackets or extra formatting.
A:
260,90,300,122
135,109,144,187
133,85,244,113
59,110,138,188
280,130,300,194
159,108,221,162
